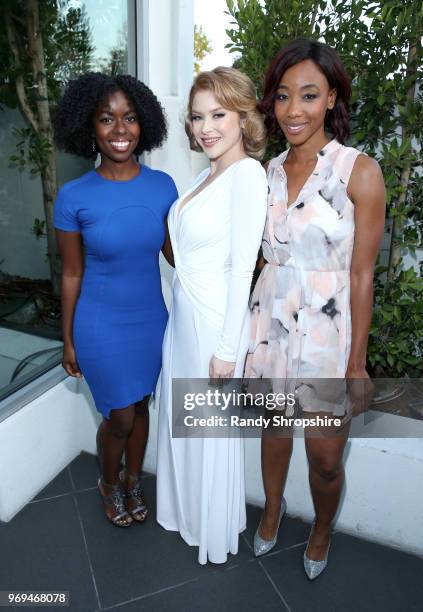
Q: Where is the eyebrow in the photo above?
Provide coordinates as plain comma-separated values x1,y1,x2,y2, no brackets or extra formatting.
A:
98,106,135,114
191,107,225,114
277,83,320,91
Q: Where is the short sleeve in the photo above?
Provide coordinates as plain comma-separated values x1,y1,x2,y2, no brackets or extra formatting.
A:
54,187,81,232
162,175,179,217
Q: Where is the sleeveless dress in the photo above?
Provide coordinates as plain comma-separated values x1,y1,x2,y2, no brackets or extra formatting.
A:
245,139,363,415
54,165,178,417
156,158,267,564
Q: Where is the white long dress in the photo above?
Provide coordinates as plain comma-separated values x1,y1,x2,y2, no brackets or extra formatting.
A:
156,157,267,564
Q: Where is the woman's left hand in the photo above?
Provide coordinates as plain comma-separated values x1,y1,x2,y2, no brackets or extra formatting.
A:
209,355,235,382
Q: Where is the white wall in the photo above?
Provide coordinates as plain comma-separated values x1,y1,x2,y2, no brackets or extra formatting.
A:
140,0,208,194
0,377,91,521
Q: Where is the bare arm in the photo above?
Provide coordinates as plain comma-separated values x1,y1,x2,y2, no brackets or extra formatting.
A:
255,160,270,273
347,155,386,378
256,251,266,272
56,229,84,377
161,219,174,267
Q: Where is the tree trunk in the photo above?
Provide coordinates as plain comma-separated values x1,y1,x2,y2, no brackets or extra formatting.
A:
387,40,418,281
26,0,60,294
41,152,61,295
310,0,319,32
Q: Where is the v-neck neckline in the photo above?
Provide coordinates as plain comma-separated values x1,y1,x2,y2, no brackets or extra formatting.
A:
176,157,250,219
278,139,339,211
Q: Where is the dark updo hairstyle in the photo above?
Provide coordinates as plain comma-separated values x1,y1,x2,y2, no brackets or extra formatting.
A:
258,39,351,144
54,72,167,158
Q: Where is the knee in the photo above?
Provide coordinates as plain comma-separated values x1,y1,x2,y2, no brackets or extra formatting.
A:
104,411,134,439
310,457,343,482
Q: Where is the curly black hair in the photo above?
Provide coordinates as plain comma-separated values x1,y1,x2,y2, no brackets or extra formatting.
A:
53,73,168,158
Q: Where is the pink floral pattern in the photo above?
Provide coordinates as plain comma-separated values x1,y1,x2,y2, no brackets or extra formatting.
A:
245,139,363,406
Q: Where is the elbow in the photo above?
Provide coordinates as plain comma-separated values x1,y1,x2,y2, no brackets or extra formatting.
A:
350,264,375,286
350,269,374,299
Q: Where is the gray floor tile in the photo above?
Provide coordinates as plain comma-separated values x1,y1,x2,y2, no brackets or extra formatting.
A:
76,477,252,609
105,560,287,612
32,466,73,501
69,452,101,490
261,531,423,612
0,495,98,612
3,453,421,612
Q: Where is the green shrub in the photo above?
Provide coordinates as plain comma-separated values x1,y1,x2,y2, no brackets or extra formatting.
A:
226,0,423,376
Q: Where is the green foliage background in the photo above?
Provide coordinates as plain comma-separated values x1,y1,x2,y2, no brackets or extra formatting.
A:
0,1,93,115
226,0,423,376
194,25,213,74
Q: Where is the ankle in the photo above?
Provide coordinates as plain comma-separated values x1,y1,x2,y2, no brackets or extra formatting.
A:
122,468,140,481
126,471,139,480
264,498,283,513
311,521,331,537
100,476,120,490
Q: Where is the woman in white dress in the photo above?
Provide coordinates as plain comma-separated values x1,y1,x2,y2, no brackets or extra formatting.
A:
157,67,268,564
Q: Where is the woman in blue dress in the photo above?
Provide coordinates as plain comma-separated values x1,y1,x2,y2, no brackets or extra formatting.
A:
54,73,177,527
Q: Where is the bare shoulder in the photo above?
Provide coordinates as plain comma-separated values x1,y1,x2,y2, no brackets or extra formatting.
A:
349,153,385,203
352,153,382,178
350,153,383,184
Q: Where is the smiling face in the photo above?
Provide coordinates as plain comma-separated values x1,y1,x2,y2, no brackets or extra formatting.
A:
93,89,140,162
274,59,336,146
190,90,244,164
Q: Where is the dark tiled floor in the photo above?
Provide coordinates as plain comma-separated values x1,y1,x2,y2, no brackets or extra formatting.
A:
1,452,422,612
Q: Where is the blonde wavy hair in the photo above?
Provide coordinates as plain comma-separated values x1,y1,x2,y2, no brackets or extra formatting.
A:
185,67,266,161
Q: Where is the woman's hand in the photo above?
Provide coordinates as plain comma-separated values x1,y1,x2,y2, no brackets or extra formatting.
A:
345,364,369,379
62,343,82,378
209,355,235,382
346,363,373,415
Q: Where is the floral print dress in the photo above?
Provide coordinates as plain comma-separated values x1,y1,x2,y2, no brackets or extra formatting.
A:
245,139,363,415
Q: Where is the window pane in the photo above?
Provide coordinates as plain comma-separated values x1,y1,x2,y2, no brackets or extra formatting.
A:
0,0,133,408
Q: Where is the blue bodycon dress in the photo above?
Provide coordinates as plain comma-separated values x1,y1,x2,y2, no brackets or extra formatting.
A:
54,165,178,417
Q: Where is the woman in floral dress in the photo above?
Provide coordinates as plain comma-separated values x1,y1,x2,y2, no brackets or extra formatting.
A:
245,39,386,579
